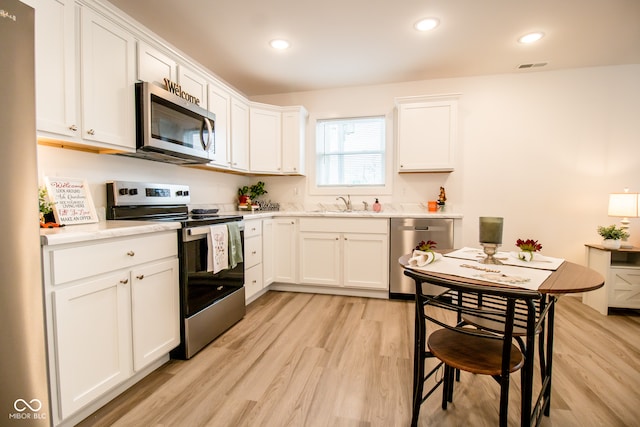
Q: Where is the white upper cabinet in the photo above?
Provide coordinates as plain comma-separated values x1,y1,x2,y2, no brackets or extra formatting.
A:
177,65,208,109
137,41,178,89
207,82,231,168
80,7,136,150
33,0,79,139
230,96,250,171
395,94,459,172
249,104,282,173
281,106,308,175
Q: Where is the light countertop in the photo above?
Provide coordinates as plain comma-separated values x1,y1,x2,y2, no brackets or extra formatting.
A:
238,210,463,220
40,220,181,246
40,211,462,246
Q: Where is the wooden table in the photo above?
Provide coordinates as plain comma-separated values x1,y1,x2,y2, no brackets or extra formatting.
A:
399,254,604,426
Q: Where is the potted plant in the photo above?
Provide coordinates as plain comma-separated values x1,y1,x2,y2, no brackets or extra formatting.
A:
238,186,251,206
408,240,442,266
39,186,55,224
249,181,267,201
515,238,542,261
597,224,629,249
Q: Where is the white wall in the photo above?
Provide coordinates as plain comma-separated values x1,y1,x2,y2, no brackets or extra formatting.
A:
37,145,250,218
252,64,640,264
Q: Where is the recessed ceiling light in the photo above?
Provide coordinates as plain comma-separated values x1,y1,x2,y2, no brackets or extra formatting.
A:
518,32,544,44
270,39,290,50
414,18,439,32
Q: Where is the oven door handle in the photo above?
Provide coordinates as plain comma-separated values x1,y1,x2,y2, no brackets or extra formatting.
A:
186,223,245,238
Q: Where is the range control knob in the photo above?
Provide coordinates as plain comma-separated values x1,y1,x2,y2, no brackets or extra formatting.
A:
119,188,128,195
176,190,183,196
183,190,189,196
129,188,138,196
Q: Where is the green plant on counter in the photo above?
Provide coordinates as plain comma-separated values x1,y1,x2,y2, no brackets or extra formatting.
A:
597,224,629,240
39,186,53,215
249,181,268,200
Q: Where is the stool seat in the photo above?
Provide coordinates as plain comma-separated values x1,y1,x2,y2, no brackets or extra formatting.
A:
428,328,524,376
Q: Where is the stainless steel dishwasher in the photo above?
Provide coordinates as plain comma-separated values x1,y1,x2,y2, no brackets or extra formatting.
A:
389,218,454,298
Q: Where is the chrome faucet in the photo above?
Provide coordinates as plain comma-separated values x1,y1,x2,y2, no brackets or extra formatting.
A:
336,195,352,211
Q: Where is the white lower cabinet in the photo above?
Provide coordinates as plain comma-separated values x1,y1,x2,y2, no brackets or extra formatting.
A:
262,219,275,285
274,218,298,283
244,219,265,302
43,230,179,425
53,271,132,419
298,218,389,290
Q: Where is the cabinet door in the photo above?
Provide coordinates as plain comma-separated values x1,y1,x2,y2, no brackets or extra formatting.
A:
177,65,208,108
274,218,298,283
80,8,136,149
245,263,264,302
131,258,180,371
299,232,341,286
262,219,275,286
281,107,307,175
208,82,231,168
608,267,640,309
53,272,132,418
396,96,458,172
137,41,178,89
249,106,282,173
33,0,79,139
244,235,262,269
343,233,389,289
230,97,249,171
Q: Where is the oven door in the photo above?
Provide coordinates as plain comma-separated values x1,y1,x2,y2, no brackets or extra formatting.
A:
181,222,244,317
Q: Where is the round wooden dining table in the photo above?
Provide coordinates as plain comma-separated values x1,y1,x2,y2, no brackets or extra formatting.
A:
399,253,604,426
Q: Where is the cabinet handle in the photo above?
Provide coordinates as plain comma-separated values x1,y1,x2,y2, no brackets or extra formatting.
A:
69,125,78,131
291,221,295,224
87,129,95,135
136,275,144,280
335,237,339,240
400,164,404,168
252,280,257,284
120,278,128,284
127,251,135,257
251,250,257,255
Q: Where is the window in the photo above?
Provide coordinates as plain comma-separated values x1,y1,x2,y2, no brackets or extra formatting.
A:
316,116,386,187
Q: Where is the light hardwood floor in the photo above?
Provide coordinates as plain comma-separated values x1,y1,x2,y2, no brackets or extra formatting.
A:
78,292,640,427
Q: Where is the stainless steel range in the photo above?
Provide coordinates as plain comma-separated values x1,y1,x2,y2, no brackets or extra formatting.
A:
106,180,245,359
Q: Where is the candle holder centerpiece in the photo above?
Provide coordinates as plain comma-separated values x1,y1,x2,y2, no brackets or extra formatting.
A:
479,216,504,264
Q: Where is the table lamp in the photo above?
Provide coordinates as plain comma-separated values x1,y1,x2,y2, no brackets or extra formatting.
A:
608,189,639,249
479,216,504,264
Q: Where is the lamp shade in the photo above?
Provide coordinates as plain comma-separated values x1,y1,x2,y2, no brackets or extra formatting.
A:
608,192,640,218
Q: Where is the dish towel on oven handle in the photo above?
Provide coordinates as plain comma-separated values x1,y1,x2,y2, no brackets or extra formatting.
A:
207,224,229,274
227,222,243,269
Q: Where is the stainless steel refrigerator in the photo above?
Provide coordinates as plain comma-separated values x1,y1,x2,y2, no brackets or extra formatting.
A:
1,0,51,425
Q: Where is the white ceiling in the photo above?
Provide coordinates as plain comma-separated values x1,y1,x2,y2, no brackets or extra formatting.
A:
106,0,640,97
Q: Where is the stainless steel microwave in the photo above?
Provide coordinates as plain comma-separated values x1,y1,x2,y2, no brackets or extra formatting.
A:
129,81,216,165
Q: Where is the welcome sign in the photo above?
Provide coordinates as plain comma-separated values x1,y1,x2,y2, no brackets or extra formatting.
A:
45,177,98,225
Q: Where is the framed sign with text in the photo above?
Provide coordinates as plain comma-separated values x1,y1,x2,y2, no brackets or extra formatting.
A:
44,177,99,225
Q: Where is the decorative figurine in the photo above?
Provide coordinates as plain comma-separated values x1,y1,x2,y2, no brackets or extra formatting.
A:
437,187,447,208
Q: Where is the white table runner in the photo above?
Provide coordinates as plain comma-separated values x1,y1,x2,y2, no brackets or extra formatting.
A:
407,251,557,290
444,247,565,271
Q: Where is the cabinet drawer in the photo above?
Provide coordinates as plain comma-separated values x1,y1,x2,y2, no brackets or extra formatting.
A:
245,263,263,301
244,220,262,238
244,235,262,269
52,232,177,285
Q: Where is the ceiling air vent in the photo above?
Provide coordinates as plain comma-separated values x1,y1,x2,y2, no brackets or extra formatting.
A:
518,62,548,70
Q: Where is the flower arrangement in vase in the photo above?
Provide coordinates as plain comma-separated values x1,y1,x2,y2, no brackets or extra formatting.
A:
408,240,442,266
597,225,629,249
515,238,542,261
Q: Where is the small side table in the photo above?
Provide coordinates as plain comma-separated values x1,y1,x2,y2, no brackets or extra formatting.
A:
583,244,640,315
